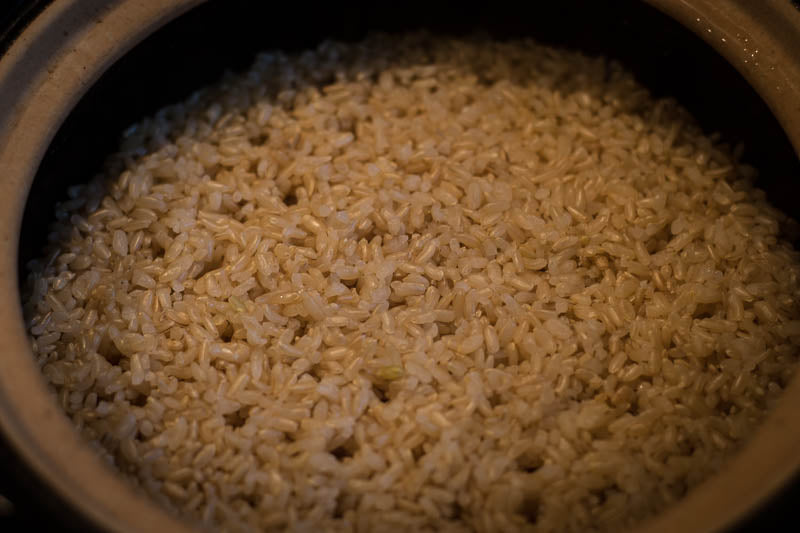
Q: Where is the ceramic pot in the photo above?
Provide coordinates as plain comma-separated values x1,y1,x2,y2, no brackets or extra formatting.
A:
0,1,798,531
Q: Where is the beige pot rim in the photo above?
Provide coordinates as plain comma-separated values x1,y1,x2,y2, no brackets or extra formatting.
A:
0,1,798,532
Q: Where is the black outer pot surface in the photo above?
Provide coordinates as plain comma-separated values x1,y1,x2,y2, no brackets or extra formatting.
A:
2,1,799,531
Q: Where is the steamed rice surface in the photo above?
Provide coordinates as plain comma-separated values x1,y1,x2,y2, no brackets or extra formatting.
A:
24,34,800,532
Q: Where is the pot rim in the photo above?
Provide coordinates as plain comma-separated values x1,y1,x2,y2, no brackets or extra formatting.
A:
639,2,800,531
0,1,798,532
0,2,202,532
649,0,800,156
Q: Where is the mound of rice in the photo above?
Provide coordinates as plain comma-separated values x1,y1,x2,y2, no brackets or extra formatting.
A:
24,33,800,532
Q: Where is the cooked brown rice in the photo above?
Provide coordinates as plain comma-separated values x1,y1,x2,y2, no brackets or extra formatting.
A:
24,33,800,532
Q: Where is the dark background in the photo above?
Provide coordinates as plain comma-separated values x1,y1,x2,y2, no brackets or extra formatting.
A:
2,0,800,531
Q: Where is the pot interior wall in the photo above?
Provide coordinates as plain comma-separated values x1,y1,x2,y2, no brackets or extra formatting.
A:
13,0,800,530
